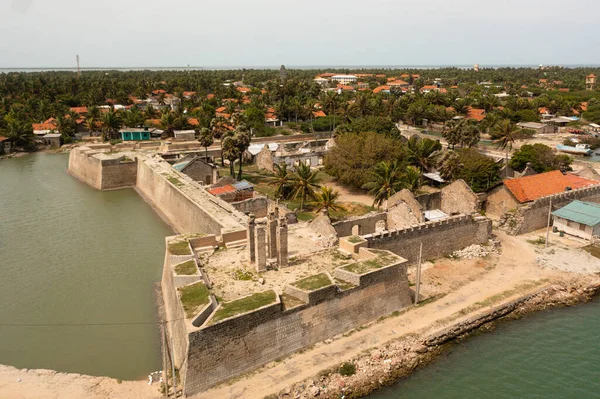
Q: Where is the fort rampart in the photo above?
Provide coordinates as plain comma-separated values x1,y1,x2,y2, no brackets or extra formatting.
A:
364,215,492,263
164,254,411,396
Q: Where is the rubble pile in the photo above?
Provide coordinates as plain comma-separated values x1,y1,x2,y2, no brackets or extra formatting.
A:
452,241,500,259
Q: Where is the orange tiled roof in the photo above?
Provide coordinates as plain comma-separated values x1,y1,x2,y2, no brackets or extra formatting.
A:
558,88,570,92
581,102,589,112
236,87,251,93
0,136,8,142
539,79,547,83
538,107,549,114
216,106,227,113
182,91,196,97
146,119,161,127
587,74,597,78
312,110,327,118
189,118,199,126
216,113,231,119
421,85,438,91
504,171,598,203
152,89,167,95
70,106,88,114
207,94,215,100
466,107,486,121
388,80,409,86
338,85,355,91
373,85,390,94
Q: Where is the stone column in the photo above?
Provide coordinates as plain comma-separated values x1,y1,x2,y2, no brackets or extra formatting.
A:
266,212,278,259
246,213,256,263
276,217,288,268
255,225,267,272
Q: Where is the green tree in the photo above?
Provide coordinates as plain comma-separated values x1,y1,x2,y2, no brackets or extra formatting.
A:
362,161,404,208
509,143,572,173
311,186,343,214
291,163,319,210
101,110,122,141
268,163,294,200
406,136,442,172
438,149,501,192
221,135,240,177
234,130,251,179
197,128,213,161
492,119,521,177
2,118,35,151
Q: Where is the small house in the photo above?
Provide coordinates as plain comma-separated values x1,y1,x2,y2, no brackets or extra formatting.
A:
174,130,196,142
42,133,61,147
517,122,555,135
552,200,600,240
119,129,151,141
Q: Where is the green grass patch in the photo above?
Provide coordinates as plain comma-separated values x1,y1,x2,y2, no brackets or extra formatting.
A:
334,278,356,291
211,290,277,323
174,260,197,275
342,250,398,274
178,282,210,318
167,176,183,186
281,293,306,309
292,273,332,291
233,268,254,280
347,235,364,244
527,236,546,246
297,211,315,221
338,362,356,376
168,240,191,255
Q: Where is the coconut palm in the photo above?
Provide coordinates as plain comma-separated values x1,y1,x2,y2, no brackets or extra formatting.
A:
159,111,177,137
291,163,319,211
123,108,145,128
198,128,213,161
144,104,158,120
352,92,371,117
101,110,122,141
437,151,463,181
234,131,251,179
268,163,294,200
311,186,344,214
210,116,230,166
222,135,240,176
406,136,442,172
2,119,35,151
362,161,404,209
493,119,521,177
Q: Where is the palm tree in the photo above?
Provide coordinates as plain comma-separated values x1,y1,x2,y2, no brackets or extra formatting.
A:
221,136,240,176
362,161,404,209
85,117,97,136
2,119,35,151
159,111,177,137
493,119,521,176
198,128,213,161
234,131,251,179
210,116,230,166
145,104,158,120
123,108,145,128
403,166,422,192
311,186,343,214
101,110,122,141
406,136,442,172
291,163,319,211
268,163,294,200
320,91,339,132
352,92,371,117
437,151,463,182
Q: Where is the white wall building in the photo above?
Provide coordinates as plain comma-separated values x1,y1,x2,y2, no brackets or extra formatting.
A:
331,75,358,85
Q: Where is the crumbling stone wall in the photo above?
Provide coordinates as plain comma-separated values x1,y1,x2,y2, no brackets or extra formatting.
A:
231,196,269,218
388,189,424,222
415,191,441,211
256,145,275,172
440,179,479,215
387,202,420,230
182,261,411,396
332,213,387,237
365,215,491,263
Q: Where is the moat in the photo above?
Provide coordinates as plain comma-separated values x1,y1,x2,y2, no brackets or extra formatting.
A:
0,153,172,380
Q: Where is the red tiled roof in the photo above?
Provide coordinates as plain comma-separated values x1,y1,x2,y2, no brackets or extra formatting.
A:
208,185,236,196
152,89,167,95
189,118,199,126
373,85,390,94
216,106,227,113
312,110,327,118
504,171,598,203
538,107,549,114
207,94,215,100
388,80,409,86
236,87,251,93
70,106,88,114
216,112,231,119
338,85,355,91
466,107,486,121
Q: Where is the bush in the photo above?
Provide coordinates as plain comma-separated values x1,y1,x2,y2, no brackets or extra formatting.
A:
109,138,122,145
254,126,277,138
509,143,572,172
339,362,356,376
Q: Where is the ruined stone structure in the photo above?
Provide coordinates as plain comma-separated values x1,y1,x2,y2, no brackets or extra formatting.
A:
255,145,275,172
178,156,219,185
68,146,137,190
440,179,480,215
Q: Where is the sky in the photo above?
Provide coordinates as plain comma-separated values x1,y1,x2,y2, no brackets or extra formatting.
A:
1,0,599,68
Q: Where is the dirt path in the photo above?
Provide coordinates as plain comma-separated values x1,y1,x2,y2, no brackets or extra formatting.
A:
192,232,559,399
0,365,161,399
322,180,374,207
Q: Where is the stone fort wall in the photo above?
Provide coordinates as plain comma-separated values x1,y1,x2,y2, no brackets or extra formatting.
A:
68,147,137,190
364,215,492,263
516,185,600,235
181,261,411,395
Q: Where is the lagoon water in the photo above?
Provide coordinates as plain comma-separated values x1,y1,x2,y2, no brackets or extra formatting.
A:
370,300,600,398
0,153,172,380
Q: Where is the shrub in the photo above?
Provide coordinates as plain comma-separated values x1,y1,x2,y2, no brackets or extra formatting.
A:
339,362,356,376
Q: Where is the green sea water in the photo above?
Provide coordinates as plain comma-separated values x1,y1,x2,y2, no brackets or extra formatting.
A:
0,153,173,380
370,300,600,398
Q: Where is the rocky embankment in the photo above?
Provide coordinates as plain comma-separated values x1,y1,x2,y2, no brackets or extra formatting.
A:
274,279,600,399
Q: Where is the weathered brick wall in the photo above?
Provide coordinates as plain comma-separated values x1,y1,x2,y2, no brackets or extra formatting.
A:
101,161,137,189
183,264,411,395
68,148,103,189
332,213,387,237
135,160,225,235
517,185,600,234
365,215,491,263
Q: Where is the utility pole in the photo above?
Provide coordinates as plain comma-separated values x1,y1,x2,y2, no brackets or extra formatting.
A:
545,199,553,248
76,55,81,77
415,242,423,305
162,323,169,398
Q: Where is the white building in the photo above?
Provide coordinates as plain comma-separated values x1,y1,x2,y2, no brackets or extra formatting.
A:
331,75,358,85
552,200,600,240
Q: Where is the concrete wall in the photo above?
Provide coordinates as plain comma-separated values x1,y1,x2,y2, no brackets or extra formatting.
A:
182,261,411,395
231,196,269,218
332,213,387,237
365,215,492,263
516,185,600,235
136,160,226,235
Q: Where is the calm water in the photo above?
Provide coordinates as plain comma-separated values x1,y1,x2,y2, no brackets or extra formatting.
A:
0,153,172,380
371,300,600,398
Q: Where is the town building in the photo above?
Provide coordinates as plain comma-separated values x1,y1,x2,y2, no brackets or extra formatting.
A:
586,74,597,91
486,170,598,217
517,121,555,134
331,75,357,85
119,129,151,141
552,200,600,240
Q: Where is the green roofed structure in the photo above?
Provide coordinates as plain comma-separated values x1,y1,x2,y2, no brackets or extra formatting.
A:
552,200,600,240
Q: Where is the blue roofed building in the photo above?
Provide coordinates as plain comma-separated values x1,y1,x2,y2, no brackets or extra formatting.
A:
552,200,600,240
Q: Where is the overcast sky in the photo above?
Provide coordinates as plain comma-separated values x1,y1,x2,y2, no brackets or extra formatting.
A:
1,0,599,68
